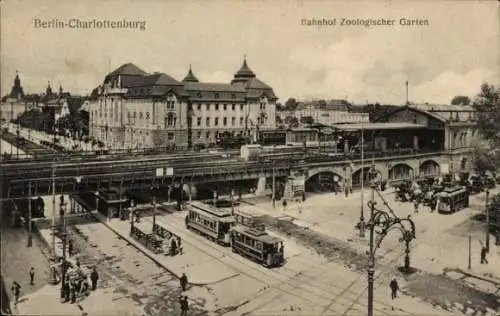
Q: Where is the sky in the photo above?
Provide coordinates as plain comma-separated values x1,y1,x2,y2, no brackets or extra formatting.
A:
1,0,499,105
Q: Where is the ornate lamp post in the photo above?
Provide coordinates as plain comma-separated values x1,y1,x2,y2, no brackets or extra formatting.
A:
16,128,20,159
365,163,416,316
485,189,490,252
358,125,366,237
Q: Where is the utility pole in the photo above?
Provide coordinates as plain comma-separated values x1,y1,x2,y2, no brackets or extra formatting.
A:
27,182,33,247
367,166,376,316
152,196,156,228
272,160,276,209
485,189,490,252
231,189,235,215
468,234,471,270
49,162,57,284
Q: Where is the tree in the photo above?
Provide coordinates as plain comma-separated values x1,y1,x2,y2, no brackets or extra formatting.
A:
473,83,500,146
472,146,497,175
300,116,314,124
276,102,284,111
451,95,471,106
284,115,299,128
284,98,298,111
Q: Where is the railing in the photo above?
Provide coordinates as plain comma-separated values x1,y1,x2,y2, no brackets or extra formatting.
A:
130,225,163,254
153,223,180,241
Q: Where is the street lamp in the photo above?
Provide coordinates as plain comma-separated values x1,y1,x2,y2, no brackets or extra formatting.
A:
230,189,235,215
365,163,416,316
485,189,490,252
358,125,366,238
16,128,20,159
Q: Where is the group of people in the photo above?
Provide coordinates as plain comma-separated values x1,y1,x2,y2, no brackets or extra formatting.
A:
163,234,183,256
60,261,100,304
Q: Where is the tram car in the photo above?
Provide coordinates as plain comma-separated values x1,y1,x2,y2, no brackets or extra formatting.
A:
437,186,470,214
229,212,285,268
185,201,235,246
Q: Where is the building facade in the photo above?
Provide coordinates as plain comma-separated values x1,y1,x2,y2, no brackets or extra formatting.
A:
88,59,278,149
378,104,481,173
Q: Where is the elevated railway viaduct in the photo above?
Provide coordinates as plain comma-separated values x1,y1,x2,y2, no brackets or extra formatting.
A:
1,149,451,200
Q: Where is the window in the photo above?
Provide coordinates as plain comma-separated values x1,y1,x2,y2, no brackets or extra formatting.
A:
231,93,236,99
197,117,201,126
146,112,150,120
214,93,219,99
167,132,174,141
127,112,131,124
206,131,210,139
232,117,236,126
197,104,201,111
206,104,210,111
215,104,219,111
240,117,244,126
165,113,176,127
206,117,210,126
167,101,175,110
232,104,235,111
240,104,244,110
260,102,266,110
223,117,227,126
223,104,227,110
197,131,201,139
215,117,219,126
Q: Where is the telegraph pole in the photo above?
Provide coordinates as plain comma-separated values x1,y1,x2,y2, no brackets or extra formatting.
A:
231,189,235,215
367,166,376,316
152,196,156,228
272,160,276,209
27,182,33,247
49,162,57,284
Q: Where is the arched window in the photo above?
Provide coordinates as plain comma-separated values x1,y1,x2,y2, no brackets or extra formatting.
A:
165,113,176,127
146,112,150,120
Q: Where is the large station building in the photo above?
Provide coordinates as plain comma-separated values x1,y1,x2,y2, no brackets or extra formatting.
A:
88,59,278,149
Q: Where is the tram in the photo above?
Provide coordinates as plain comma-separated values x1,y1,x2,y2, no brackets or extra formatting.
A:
229,212,285,268
185,201,235,246
438,186,470,214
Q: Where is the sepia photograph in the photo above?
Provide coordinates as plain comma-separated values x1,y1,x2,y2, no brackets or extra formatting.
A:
1,0,499,315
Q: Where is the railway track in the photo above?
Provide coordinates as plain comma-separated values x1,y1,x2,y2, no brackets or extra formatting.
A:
143,211,410,315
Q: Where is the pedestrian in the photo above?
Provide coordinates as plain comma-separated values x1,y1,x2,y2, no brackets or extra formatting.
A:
70,281,76,304
180,296,189,316
180,273,188,291
90,267,99,291
389,278,399,300
480,246,488,264
11,282,21,304
170,238,177,256
29,267,35,285
64,276,71,302
282,199,287,211
68,239,74,257
413,200,419,214
177,236,183,255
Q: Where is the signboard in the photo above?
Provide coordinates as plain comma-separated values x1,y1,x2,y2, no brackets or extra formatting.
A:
165,167,174,176
441,163,449,174
155,168,164,177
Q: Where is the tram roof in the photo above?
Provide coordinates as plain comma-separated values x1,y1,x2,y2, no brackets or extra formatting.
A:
231,224,282,244
187,201,234,218
332,122,426,131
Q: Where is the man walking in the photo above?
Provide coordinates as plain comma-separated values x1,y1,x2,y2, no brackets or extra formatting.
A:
180,296,189,316
29,267,35,285
180,273,188,292
11,282,21,305
413,199,419,214
481,246,488,264
390,278,399,300
90,266,99,291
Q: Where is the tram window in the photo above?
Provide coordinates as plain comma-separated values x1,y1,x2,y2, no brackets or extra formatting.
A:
255,241,263,250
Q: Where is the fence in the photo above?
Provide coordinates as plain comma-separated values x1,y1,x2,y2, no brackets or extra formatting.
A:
130,225,163,254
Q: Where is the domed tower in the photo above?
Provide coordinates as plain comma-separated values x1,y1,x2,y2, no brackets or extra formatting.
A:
231,56,256,84
182,65,199,83
9,71,25,100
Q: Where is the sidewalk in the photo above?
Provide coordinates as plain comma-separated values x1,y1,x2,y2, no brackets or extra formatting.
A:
95,214,240,285
16,283,144,316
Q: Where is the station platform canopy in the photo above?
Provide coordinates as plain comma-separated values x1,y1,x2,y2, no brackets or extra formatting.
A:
332,122,426,132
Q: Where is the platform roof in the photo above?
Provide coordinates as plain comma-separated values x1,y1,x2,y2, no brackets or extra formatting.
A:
333,122,426,131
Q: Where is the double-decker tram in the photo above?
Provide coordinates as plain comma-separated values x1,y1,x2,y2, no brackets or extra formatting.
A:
229,212,285,268
438,186,470,214
185,201,235,245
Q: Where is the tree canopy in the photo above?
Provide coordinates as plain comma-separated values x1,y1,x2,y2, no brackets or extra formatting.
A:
451,95,471,106
300,116,314,124
284,98,298,111
473,83,500,147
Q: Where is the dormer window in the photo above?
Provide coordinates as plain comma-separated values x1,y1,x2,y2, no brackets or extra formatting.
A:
214,93,220,99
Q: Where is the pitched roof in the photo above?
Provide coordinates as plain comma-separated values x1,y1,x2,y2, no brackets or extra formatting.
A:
184,82,246,92
108,63,147,77
245,77,272,90
127,73,181,87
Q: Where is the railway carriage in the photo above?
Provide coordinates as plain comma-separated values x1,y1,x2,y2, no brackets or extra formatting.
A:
229,224,284,267
438,186,470,214
185,201,235,246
